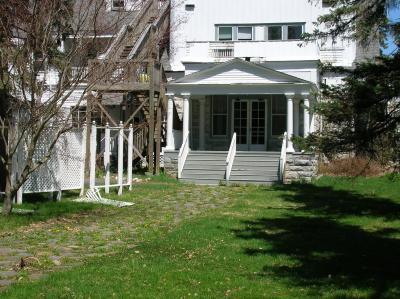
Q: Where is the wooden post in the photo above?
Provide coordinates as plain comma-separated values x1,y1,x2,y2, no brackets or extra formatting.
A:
80,122,87,196
89,121,97,189
85,97,92,174
128,124,133,190
118,121,124,195
155,97,162,175
148,61,155,174
104,123,110,194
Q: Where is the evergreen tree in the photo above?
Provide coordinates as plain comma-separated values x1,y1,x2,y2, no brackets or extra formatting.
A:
305,0,400,162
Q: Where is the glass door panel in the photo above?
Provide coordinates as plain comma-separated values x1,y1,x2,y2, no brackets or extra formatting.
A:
233,100,248,150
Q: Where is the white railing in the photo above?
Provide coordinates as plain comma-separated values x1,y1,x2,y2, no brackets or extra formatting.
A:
225,133,237,183
279,132,288,182
210,42,235,58
178,131,190,179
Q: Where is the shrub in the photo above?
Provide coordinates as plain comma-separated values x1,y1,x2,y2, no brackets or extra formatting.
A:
319,156,388,177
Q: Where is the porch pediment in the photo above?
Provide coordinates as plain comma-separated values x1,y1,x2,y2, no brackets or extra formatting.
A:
171,58,311,86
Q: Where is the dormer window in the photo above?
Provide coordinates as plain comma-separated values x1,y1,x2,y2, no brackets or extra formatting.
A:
112,0,125,10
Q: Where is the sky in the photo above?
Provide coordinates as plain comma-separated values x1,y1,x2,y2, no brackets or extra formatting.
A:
382,6,400,55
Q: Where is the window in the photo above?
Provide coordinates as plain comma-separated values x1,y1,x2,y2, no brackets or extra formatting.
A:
271,97,287,136
268,26,282,41
212,96,228,136
288,25,303,40
237,26,253,40
112,0,125,10
218,27,233,41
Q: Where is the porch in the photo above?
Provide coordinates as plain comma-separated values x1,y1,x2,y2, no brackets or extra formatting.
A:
164,58,316,184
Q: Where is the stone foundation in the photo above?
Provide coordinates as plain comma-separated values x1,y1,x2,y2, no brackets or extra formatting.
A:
163,150,179,177
284,153,318,184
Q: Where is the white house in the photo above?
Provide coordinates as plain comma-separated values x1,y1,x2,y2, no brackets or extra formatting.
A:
163,0,377,184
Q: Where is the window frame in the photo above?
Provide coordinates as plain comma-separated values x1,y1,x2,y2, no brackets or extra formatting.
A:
266,23,305,41
218,26,233,41
287,24,304,40
270,97,287,137
267,25,283,41
111,0,125,11
237,26,253,41
211,96,229,137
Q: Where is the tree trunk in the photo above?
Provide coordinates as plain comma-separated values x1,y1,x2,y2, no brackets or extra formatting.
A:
2,170,13,215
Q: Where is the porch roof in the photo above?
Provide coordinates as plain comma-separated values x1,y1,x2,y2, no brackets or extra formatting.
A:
167,58,316,96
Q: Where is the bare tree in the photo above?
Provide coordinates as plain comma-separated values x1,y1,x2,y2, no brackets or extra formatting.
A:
0,0,147,215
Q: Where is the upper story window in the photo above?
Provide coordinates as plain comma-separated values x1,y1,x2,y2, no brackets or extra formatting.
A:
268,26,283,41
112,0,125,10
288,24,303,40
267,24,304,41
217,26,254,41
218,27,233,41
237,27,253,41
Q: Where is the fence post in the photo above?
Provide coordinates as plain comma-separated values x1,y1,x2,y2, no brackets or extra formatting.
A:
128,124,133,191
80,122,87,196
104,123,110,194
89,121,97,190
118,121,124,195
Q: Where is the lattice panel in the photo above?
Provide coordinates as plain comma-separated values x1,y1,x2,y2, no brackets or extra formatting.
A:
21,128,85,193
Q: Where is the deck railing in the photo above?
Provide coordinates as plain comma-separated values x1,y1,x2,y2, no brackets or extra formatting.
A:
226,132,237,183
88,60,160,88
178,131,190,179
279,132,288,182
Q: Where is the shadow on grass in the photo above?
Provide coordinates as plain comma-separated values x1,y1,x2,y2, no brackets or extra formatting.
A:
234,183,400,298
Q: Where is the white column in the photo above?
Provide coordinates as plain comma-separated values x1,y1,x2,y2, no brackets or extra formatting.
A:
166,93,174,150
182,93,190,142
89,121,97,189
198,98,205,150
118,121,124,195
303,97,310,137
104,123,110,194
293,99,300,136
128,124,133,191
285,94,295,153
80,122,87,197
310,99,316,133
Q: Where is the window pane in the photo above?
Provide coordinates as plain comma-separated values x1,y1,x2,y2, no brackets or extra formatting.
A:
272,98,286,114
238,27,252,40
212,96,227,113
288,25,303,40
268,26,282,40
219,27,232,41
113,0,125,8
272,115,286,136
213,116,227,135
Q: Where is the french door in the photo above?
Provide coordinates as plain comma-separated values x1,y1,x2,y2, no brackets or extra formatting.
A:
233,99,266,151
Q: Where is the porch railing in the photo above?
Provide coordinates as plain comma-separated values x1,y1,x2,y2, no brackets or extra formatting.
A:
178,131,190,179
279,132,288,182
226,132,237,183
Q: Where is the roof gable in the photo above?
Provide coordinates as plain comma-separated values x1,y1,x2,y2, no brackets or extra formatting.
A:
172,58,311,85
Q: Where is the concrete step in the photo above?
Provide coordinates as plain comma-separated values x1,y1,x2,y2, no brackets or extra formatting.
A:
231,169,278,176
184,165,226,171
185,160,226,166
182,169,225,175
233,161,279,167
182,173,225,180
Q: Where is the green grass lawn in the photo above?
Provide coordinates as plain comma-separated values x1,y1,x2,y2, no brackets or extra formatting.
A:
1,175,400,298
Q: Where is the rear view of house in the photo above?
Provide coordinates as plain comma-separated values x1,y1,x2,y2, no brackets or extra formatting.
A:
163,0,375,184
